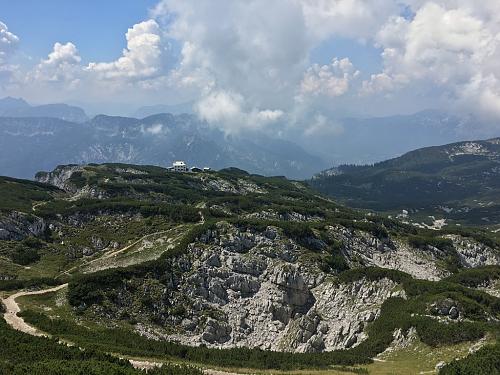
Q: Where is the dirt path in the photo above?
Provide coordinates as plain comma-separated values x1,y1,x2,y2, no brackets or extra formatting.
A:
58,229,174,277
2,283,68,336
2,283,247,374
204,370,244,375
31,201,47,212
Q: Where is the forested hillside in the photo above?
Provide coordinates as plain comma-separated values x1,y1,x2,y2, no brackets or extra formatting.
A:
309,138,500,227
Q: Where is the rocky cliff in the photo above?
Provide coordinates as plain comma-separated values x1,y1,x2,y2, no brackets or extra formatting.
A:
85,221,495,353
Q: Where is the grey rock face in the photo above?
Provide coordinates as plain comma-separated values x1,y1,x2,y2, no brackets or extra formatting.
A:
447,235,500,267
35,165,83,192
202,319,232,344
109,222,402,352
329,225,454,281
0,211,46,240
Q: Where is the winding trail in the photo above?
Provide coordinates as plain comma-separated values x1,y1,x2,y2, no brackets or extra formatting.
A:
1,284,241,374
2,283,68,336
58,229,175,277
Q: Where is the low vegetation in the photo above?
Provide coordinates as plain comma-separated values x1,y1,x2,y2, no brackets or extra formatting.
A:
308,138,500,226
0,316,202,374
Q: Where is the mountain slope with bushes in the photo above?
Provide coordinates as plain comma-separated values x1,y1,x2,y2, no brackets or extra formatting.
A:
0,163,499,373
309,138,500,226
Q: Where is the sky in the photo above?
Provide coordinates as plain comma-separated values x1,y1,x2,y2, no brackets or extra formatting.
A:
1,0,500,139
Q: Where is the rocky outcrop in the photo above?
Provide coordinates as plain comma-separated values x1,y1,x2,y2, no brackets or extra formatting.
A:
35,164,83,192
95,222,403,353
447,235,500,267
84,220,498,353
245,209,324,222
328,225,448,281
66,235,109,259
197,176,268,195
0,211,46,240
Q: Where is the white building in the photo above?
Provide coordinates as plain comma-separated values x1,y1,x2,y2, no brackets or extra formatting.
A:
172,161,188,172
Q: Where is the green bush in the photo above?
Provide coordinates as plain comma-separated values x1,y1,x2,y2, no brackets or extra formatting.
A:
408,235,454,252
440,343,500,375
0,314,203,375
0,277,63,291
10,246,40,265
324,254,350,273
445,266,500,288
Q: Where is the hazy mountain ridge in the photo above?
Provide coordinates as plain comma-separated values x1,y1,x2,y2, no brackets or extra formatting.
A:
0,97,88,123
318,110,495,166
0,113,328,180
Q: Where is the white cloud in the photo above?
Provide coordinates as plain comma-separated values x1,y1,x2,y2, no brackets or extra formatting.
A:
163,0,310,100
300,0,401,41
87,20,167,81
141,123,168,135
153,0,400,133
31,42,82,87
304,113,344,137
0,21,19,63
362,2,500,121
196,91,243,124
0,21,20,87
6,19,176,103
195,90,284,133
154,0,317,132
4,1,500,132
300,58,359,98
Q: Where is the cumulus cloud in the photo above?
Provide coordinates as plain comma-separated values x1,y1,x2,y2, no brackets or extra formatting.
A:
300,0,401,41
0,21,20,87
299,58,359,98
141,123,168,135
155,0,314,132
6,19,174,103
0,21,19,63
5,1,500,133
304,113,344,137
195,90,284,133
153,0,402,132
87,20,167,81
31,42,82,87
362,1,500,120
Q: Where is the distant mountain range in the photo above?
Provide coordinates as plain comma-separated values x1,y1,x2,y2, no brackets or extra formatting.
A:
0,113,327,179
131,102,194,118
2,96,499,184
309,138,500,226
315,110,495,166
0,97,88,123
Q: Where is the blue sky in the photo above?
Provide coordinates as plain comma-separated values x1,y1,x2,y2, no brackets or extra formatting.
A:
1,0,158,63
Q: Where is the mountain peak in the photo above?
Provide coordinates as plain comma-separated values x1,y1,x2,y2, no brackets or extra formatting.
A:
0,96,30,110
0,97,88,123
